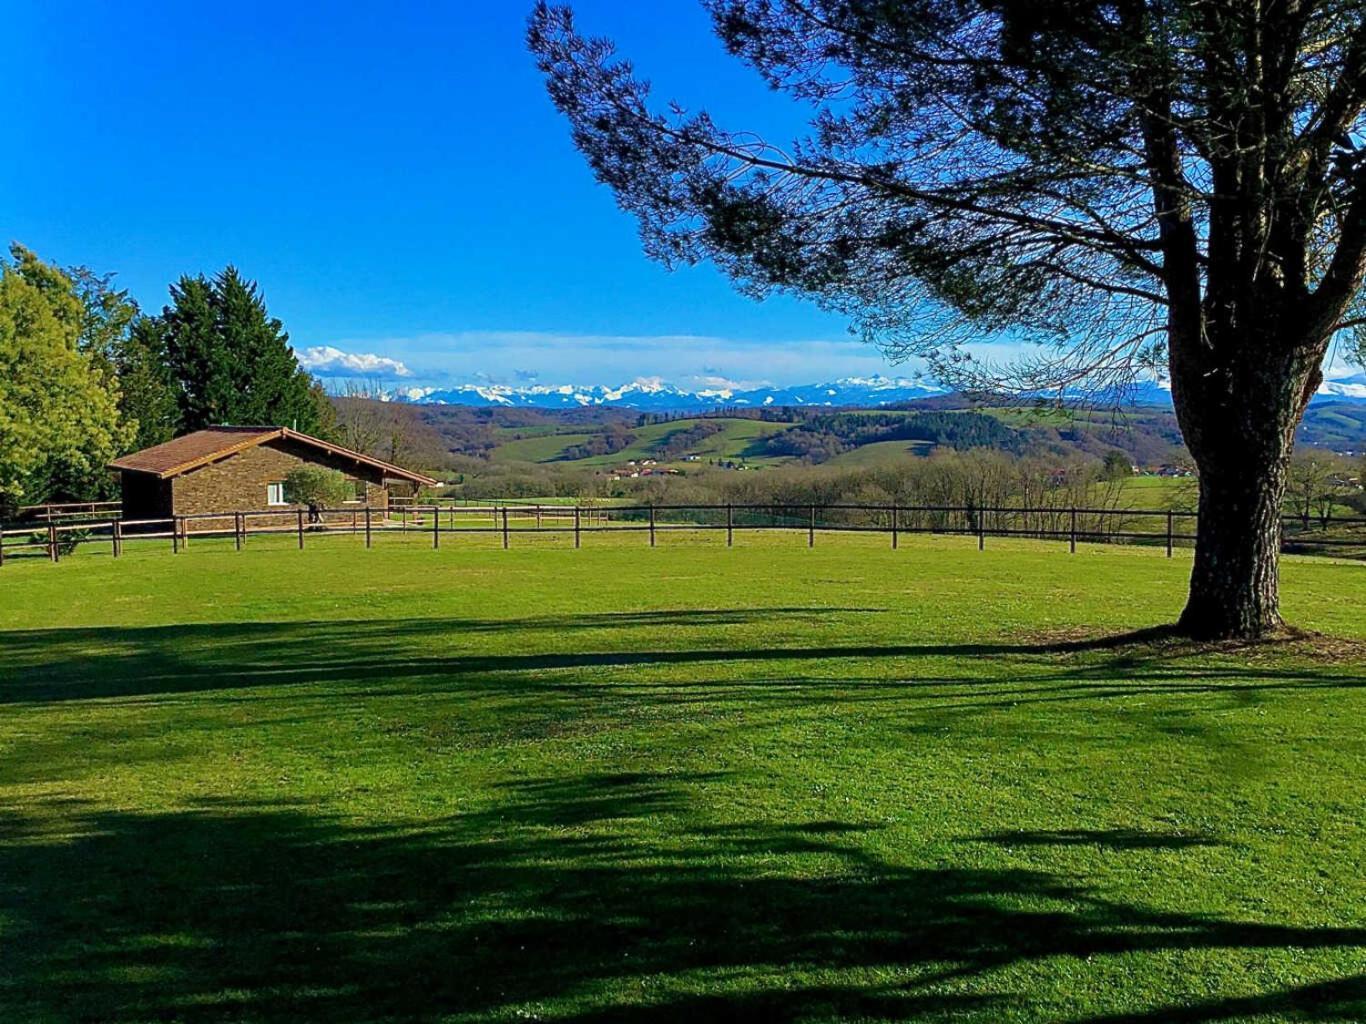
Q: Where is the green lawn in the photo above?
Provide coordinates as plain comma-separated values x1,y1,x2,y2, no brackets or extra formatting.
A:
1,534,1363,1023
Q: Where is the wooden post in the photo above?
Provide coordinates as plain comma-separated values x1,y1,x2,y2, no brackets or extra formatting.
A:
978,516,985,551
574,506,581,548
352,509,358,535
48,521,59,562
809,505,815,547
365,507,372,549
1070,508,1077,554
649,504,656,547
891,504,898,549
235,512,244,551
433,504,440,549
1166,511,1174,558
171,518,179,555
502,506,510,549
0,527,5,568
297,509,305,549
113,519,122,558
726,504,733,547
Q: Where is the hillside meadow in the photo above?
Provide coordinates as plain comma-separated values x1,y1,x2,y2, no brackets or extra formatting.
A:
0,532,1362,1022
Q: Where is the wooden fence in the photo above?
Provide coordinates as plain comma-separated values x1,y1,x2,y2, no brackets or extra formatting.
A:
2,501,1364,565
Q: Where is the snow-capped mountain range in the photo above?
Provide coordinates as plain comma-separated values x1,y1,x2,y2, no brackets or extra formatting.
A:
387,372,1366,410
393,375,950,410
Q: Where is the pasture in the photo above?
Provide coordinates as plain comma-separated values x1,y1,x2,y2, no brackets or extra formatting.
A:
1,533,1362,1022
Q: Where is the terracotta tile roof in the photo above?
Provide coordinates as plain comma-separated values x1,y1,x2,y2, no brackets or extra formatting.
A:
109,426,438,486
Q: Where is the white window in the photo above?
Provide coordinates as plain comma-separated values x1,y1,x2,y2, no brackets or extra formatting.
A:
267,482,286,505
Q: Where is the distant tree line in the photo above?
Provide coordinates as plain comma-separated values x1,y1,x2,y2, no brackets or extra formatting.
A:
559,424,636,460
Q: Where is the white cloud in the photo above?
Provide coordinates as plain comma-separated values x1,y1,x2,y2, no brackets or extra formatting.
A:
304,329,908,388
296,345,413,378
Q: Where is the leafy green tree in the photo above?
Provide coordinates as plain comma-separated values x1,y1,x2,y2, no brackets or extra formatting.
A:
157,267,328,434
1102,451,1135,481
283,466,354,522
64,264,182,451
0,245,129,510
530,2,1366,639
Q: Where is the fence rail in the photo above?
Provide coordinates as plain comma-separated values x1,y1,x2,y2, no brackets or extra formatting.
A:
3,501,1364,566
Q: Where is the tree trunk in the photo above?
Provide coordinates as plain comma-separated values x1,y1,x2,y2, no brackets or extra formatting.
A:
1177,459,1287,639
1167,310,1325,640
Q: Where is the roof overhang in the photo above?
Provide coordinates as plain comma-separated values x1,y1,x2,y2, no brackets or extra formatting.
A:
109,427,439,487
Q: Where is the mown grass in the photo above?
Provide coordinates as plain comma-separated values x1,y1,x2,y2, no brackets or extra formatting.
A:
0,532,1363,1023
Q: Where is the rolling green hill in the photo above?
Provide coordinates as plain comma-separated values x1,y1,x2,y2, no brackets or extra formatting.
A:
487,417,796,466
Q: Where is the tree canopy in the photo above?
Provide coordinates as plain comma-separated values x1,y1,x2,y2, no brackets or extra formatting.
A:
0,246,129,510
159,267,330,435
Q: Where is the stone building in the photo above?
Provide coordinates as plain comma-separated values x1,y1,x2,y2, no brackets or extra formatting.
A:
110,426,437,530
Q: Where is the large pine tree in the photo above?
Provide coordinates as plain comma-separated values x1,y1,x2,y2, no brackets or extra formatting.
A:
158,267,327,434
530,0,1366,639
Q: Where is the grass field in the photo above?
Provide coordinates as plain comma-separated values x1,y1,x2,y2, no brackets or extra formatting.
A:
1,534,1363,1023
486,417,795,466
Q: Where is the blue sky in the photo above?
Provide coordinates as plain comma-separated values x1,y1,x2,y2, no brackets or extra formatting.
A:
5,3,1359,390
3,1,919,388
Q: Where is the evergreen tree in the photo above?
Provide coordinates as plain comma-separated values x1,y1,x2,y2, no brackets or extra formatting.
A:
158,267,329,434
531,1,1366,639
118,317,181,450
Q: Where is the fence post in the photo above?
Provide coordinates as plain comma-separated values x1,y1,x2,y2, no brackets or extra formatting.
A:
809,505,815,547
891,504,898,549
574,506,581,548
433,504,440,549
235,512,244,551
649,504,656,547
1166,511,1174,558
365,507,372,549
113,519,122,558
0,527,5,567
48,521,59,562
726,503,733,547
171,518,180,555
1070,508,1077,554
297,509,305,549
977,516,985,551
502,506,510,549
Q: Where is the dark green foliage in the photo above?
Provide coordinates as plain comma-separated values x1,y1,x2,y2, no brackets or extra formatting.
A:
1103,450,1135,480
653,420,725,460
283,466,353,521
157,267,326,434
559,423,637,460
116,318,181,450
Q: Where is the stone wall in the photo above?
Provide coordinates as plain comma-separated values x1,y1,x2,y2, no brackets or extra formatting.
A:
172,439,390,531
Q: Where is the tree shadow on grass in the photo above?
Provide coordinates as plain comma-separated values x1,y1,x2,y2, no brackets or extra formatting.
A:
1,616,1363,707
1,772,1361,1023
